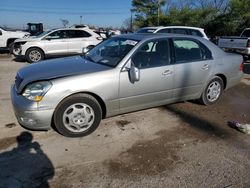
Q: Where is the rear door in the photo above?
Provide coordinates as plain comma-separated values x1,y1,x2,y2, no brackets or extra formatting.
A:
171,38,213,99
67,30,98,54
119,39,174,113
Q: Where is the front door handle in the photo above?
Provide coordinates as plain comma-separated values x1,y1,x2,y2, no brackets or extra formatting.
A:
162,70,173,76
202,64,209,70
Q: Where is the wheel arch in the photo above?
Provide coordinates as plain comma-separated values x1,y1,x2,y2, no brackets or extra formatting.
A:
25,46,45,56
56,91,107,119
6,38,18,47
215,73,227,89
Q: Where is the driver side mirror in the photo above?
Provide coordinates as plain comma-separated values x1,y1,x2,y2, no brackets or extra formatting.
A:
82,45,95,54
43,36,51,40
0,30,2,36
129,63,140,83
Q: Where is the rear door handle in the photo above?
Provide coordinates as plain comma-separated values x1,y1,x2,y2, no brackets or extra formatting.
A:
162,70,173,76
202,64,209,70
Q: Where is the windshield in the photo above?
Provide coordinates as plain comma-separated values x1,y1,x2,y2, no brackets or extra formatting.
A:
35,30,53,38
136,28,156,33
85,37,139,67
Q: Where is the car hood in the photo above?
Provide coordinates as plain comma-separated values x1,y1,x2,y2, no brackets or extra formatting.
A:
14,37,39,43
8,31,30,39
16,56,112,93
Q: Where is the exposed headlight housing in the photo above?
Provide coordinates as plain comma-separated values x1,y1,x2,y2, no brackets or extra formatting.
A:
22,81,52,102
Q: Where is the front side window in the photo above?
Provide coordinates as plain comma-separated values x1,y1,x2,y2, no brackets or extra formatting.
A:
190,29,203,37
132,40,170,69
136,28,156,33
85,38,138,67
173,39,212,63
172,28,189,35
157,29,171,34
46,30,67,39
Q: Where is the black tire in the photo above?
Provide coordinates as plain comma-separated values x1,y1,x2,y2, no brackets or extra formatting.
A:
8,42,14,54
199,77,224,105
54,94,102,137
25,48,44,63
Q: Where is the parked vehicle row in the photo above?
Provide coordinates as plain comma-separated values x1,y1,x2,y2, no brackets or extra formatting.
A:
11,33,244,137
218,28,250,60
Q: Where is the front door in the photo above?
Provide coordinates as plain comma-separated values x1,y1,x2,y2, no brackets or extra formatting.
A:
119,39,174,113
41,30,68,55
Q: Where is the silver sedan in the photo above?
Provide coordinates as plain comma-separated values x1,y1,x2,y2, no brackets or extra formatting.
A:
11,34,244,137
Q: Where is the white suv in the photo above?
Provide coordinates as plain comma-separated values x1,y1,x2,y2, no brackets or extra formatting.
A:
0,27,29,50
136,26,209,40
13,27,103,63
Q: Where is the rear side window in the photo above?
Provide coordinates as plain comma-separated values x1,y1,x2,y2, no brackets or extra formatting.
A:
173,39,212,63
66,30,92,38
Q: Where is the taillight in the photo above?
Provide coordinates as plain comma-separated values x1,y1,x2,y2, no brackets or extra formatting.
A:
240,62,244,72
247,40,250,48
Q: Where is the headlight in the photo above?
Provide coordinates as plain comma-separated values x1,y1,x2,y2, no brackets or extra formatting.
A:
22,81,52,102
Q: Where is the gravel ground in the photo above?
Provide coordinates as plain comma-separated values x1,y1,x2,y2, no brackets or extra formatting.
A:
0,54,249,188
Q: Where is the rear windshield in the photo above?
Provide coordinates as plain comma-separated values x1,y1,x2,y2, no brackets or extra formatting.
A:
136,28,156,33
241,29,250,37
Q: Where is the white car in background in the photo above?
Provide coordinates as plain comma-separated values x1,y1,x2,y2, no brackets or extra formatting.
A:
136,26,209,40
0,27,30,50
13,27,103,63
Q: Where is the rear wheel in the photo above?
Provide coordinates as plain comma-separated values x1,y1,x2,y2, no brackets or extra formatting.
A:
199,77,224,105
26,48,44,63
54,94,102,137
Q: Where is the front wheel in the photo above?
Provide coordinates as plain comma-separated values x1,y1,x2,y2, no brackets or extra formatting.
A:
199,77,224,105
54,94,102,137
25,48,44,63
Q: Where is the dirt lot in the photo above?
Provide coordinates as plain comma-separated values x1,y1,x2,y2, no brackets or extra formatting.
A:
0,54,250,188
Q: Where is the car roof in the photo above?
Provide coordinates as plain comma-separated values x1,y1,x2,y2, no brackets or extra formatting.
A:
141,26,204,31
114,33,204,42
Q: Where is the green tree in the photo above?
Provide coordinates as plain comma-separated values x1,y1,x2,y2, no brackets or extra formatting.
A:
132,0,166,27
130,0,250,36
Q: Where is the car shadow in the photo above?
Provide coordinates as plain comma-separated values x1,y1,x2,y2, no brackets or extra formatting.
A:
0,131,54,187
164,105,230,139
12,57,27,63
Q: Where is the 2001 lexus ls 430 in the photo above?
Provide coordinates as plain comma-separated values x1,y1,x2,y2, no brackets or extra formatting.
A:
11,34,244,137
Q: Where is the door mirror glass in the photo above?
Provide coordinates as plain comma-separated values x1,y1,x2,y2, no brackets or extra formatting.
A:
0,30,2,35
129,64,140,83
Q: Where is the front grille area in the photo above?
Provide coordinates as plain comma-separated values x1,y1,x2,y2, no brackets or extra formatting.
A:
15,73,23,91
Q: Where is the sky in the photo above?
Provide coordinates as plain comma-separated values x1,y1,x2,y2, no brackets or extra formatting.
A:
0,0,132,29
